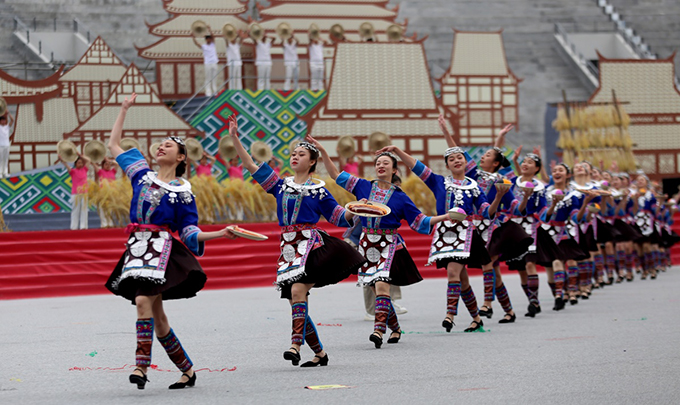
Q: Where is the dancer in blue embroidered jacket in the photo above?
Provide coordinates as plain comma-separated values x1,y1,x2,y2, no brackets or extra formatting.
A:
633,172,661,279
381,145,507,333
308,135,449,349
228,116,365,368
105,94,238,390
505,151,562,318
439,115,531,324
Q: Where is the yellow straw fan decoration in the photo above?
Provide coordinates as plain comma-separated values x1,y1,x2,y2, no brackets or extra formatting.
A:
0,209,10,232
552,102,636,172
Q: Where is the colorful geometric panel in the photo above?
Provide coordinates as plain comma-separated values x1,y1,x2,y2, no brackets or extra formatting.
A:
0,167,73,215
191,90,326,180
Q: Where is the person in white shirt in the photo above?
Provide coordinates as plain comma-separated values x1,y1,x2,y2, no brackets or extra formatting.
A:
255,35,273,91
0,112,13,178
282,36,299,91
196,35,219,96
308,39,325,91
226,31,246,90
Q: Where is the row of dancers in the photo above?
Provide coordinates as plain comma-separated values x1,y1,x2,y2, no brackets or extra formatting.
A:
103,94,678,390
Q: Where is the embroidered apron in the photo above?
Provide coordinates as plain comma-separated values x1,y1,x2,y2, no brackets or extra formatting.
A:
113,223,173,289
428,219,474,265
276,224,324,286
357,227,401,286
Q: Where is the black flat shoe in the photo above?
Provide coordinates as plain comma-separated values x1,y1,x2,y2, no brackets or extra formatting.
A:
553,296,565,311
300,353,329,367
498,313,516,324
369,332,383,349
442,317,455,333
479,305,493,319
169,372,196,390
464,319,484,332
616,276,624,284
129,368,149,390
387,330,402,344
525,304,541,317
569,296,579,305
283,347,301,366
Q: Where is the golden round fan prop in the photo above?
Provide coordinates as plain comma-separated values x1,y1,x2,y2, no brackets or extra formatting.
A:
387,24,403,41
308,24,320,41
330,24,344,41
251,141,273,163
185,138,204,161
276,22,292,40
84,139,107,164
149,142,161,158
120,138,140,152
249,23,264,41
191,20,210,38
0,97,7,117
368,131,390,152
337,136,355,159
218,137,236,160
222,23,237,42
359,22,375,40
57,140,79,163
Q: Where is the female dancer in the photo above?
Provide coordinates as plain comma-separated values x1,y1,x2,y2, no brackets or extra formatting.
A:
229,117,365,367
381,145,507,333
506,152,561,317
543,163,590,307
309,136,449,348
568,162,602,299
105,94,238,390
439,117,532,324
633,173,660,279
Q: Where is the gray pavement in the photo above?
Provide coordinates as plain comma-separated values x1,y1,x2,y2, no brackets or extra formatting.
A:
2,270,680,405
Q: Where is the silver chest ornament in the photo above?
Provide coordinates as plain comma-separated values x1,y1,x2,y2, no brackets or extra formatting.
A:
139,173,195,206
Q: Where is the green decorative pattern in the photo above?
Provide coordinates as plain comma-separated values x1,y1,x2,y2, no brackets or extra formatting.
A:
190,89,326,180
0,166,73,214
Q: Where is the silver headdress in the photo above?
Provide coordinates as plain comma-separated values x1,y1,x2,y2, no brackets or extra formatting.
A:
444,146,465,158
295,141,319,154
376,151,397,161
167,136,186,146
526,153,541,163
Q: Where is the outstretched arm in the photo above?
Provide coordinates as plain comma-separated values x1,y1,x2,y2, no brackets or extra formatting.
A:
375,145,416,170
306,134,340,180
55,156,70,172
228,115,258,173
494,124,514,148
203,151,217,164
439,114,457,148
108,93,137,158
488,186,509,217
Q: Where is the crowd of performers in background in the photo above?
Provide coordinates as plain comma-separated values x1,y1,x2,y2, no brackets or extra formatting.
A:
93,94,678,390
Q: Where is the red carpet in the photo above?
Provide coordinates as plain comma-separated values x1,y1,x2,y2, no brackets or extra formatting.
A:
1,220,678,300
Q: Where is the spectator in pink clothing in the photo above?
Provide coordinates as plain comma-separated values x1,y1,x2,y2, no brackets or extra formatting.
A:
92,158,118,228
57,153,91,230
337,148,360,176
224,156,244,180
268,156,283,176
190,151,216,178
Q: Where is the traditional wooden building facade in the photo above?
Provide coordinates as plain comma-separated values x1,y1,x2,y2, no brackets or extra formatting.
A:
438,30,520,146
589,55,680,179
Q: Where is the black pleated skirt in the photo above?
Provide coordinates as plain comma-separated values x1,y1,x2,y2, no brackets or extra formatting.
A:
106,238,207,304
578,226,599,253
487,220,534,261
279,231,367,299
613,219,643,242
660,228,680,248
528,227,562,267
436,230,491,270
596,219,623,243
557,238,590,263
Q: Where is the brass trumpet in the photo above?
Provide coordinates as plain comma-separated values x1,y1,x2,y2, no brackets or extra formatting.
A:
191,20,210,38
276,22,292,40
